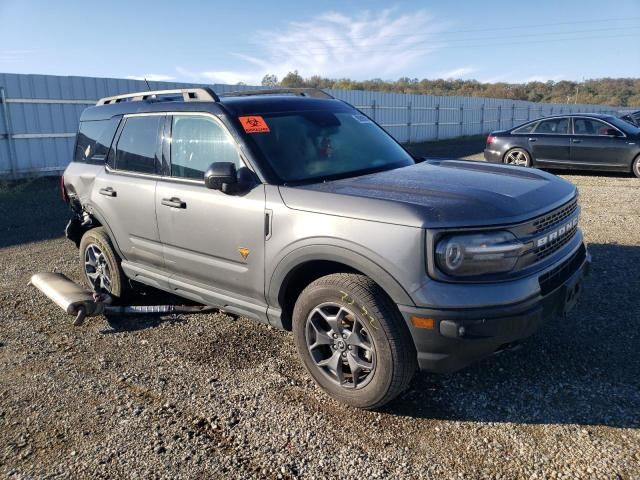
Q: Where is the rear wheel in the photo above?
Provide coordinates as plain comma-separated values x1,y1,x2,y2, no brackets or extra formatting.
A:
503,148,531,167
292,273,416,409
633,155,640,178
79,227,129,300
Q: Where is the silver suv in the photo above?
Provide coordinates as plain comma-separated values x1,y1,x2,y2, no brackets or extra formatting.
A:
62,88,590,408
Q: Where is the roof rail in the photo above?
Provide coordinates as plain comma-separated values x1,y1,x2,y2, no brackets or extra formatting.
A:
96,87,220,105
219,88,334,99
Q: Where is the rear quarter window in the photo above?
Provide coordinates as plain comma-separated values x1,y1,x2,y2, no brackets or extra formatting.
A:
74,117,121,163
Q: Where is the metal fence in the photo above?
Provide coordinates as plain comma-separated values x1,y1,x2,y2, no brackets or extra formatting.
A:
0,72,619,179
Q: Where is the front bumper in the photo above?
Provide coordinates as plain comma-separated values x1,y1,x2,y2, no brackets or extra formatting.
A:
398,243,591,373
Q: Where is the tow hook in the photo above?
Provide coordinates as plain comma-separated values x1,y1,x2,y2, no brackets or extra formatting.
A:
29,272,216,326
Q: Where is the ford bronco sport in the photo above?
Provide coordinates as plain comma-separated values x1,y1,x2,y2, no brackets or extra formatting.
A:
62,87,590,408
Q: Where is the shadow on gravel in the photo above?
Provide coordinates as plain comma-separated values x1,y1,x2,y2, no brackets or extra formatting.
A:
385,243,640,429
405,136,486,159
101,314,186,334
0,177,68,249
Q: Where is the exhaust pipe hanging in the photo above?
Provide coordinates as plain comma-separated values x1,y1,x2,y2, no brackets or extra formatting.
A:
29,272,216,326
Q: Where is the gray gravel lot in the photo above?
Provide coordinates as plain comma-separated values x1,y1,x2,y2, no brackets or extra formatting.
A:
1,156,639,479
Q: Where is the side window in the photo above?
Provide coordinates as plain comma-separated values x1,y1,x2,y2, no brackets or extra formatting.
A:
170,115,242,179
534,117,569,134
114,116,163,174
74,117,120,163
512,122,537,134
573,118,618,136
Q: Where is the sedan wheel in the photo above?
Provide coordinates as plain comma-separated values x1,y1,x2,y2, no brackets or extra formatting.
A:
504,148,531,167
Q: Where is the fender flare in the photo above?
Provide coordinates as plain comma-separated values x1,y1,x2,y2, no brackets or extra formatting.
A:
83,203,127,261
267,243,415,308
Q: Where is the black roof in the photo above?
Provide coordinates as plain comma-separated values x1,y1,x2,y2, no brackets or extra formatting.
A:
80,89,344,122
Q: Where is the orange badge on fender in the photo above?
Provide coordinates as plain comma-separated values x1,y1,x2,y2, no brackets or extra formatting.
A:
239,116,270,134
238,247,250,260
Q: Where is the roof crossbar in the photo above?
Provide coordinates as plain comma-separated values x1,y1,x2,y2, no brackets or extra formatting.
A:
96,87,220,105
219,88,334,99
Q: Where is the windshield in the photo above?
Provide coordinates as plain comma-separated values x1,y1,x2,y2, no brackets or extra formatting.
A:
608,115,640,134
240,107,415,183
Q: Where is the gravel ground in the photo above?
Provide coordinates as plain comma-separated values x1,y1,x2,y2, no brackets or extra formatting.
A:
1,160,639,479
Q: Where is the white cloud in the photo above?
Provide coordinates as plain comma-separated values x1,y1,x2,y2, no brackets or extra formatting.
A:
126,74,175,82
174,9,448,85
437,66,476,79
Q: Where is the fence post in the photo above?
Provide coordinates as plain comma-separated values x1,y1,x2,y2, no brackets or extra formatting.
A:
480,104,485,134
407,101,412,144
371,98,376,122
435,104,440,141
498,105,502,130
459,104,464,137
527,105,531,121
550,106,554,115
511,103,515,128
0,86,17,179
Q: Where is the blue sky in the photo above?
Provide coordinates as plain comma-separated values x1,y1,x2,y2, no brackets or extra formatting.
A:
1,0,639,85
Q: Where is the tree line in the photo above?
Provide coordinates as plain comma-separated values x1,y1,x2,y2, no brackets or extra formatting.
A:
261,72,640,107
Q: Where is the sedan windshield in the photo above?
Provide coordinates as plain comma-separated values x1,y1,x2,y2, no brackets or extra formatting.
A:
241,107,415,184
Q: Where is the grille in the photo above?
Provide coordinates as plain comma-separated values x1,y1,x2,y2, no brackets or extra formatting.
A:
534,223,579,261
539,244,586,296
532,198,578,234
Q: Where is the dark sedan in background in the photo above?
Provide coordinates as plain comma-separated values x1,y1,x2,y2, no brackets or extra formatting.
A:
484,113,640,178
620,110,640,127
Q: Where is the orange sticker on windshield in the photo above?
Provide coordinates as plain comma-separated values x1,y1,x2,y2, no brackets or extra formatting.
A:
239,115,270,133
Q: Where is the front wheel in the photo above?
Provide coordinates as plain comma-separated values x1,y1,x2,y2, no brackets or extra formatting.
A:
503,148,531,167
633,155,640,178
292,273,416,409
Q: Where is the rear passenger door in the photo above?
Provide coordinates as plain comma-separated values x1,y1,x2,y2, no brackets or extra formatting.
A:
528,117,571,165
155,113,266,313
92,113,166,276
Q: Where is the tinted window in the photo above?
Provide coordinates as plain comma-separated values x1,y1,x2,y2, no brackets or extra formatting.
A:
115,116,163,173
573,118,619,136
512,122,537,134
534,118,569,134
74,117,120,163
245,108,414,183
171,115,241,179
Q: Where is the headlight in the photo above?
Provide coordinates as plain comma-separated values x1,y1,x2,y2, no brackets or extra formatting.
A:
435,231,523,277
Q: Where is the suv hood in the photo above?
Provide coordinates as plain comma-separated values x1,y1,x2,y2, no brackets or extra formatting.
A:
278,160,577,228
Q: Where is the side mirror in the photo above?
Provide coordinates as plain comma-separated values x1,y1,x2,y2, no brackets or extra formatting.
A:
605,128,622,137
204,162,237,191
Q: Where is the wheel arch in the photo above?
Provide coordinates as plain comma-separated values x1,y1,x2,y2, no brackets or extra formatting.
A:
269,245,414,331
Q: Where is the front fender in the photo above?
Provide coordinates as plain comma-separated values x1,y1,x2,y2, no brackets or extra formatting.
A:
267,242,415,309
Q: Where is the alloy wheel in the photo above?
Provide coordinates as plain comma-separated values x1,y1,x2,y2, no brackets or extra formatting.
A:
84,243,112,293
505,150,529,166
305,302,376,389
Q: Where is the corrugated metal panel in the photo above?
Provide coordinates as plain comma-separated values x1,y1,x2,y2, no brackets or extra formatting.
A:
0,73,620,178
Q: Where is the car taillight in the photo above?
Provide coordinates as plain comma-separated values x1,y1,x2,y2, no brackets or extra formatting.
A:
60,175,68,203
486,135,496,144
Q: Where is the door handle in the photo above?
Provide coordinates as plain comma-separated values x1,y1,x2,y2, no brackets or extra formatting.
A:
528,138,537,142
571,139,582,144
161,197,187,209
99,187,117,197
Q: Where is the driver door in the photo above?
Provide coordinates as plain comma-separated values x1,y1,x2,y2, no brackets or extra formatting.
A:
155,113,266,313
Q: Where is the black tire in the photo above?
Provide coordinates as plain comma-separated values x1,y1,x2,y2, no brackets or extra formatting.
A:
503,147,531,167
292,273,416,409
79,227,129,300
633,155,640,178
